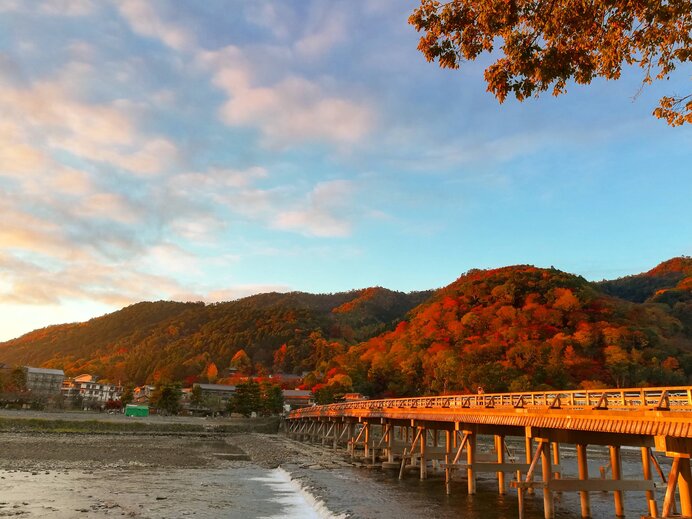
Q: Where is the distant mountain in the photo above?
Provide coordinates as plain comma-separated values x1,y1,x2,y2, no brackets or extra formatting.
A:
0,288,430,385
1,259,690,396
595,256,692,303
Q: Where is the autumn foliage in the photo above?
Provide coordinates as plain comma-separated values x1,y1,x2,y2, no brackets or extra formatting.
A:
409,0,692,125
0,259,690,397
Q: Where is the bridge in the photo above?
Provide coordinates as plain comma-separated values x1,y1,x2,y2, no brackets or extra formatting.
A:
286,386,692,519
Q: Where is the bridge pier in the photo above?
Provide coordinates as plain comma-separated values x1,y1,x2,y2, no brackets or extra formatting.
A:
420,427,427,480
526,435,535,495
467,430,476,495
609,445,625,517
540,439,554,519
641,447,658,518
576,443,591,518
495,435,506,495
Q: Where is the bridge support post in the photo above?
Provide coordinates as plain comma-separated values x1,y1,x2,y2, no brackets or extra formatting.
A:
576,443,591,518
609,445,625,517
363,422,370,460
641,447,658,518
495,435,506,495
540,439,554,519
552,442,561,482
348,422,356,457
386,423,394,463
419,427,427,480
467,431,476,495
526,434,535,495
445,430,452,495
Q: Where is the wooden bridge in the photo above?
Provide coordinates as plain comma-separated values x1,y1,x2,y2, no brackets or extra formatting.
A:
286,386,692,519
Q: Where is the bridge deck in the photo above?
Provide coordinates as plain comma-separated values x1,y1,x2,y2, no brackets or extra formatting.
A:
288,386,692,439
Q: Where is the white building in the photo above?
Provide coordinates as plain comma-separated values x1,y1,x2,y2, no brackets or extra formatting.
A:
62,374,121,404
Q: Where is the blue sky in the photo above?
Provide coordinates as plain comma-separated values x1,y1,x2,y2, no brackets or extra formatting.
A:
0,0,690,341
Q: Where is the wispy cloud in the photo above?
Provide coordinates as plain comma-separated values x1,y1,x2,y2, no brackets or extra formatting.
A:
0,0,95,16
273,180,357,237
116,0,194,51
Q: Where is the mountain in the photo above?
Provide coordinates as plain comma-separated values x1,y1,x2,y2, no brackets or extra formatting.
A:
1,259,690,396
0,288,430,385
324,264,692,397
595,256,692,303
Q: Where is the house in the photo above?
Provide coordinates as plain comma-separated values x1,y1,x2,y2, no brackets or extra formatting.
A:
282,389,314,409
24,367,64,395
61,374,122,406
133,385,156,404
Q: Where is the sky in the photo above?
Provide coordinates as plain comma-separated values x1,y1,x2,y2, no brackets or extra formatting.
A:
0,0,690,341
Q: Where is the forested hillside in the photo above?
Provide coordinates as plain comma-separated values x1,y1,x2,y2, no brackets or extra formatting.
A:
0,288,430,385
1,259,690,396
320,265,691,398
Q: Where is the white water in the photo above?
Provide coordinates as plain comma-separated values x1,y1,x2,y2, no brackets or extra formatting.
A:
252,467,347,519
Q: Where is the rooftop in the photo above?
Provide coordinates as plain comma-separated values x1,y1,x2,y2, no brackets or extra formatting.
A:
25,367,64,376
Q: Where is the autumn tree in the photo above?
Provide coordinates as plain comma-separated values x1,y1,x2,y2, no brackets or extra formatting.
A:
151,383,182,415
230,349,252,375
205,362,218,383
410,0,692,125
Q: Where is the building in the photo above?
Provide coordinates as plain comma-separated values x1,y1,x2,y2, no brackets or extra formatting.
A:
193,383,236,403
24,367,64,395
62,374,122,405
342,393,369,402
282,389,314,409
133,385,156,404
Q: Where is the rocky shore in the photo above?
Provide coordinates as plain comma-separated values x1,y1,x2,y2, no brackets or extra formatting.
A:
0,415,360,519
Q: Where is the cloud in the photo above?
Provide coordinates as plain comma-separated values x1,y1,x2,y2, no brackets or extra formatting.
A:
294,8,348,60
116,0,194,51
0,61,180,176
0,0,95,16
273,180,356,237
205,48,373,146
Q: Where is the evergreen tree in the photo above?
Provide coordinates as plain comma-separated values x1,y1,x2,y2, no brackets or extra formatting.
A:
230,380,261,417
151,383,182,415
260,382,284,415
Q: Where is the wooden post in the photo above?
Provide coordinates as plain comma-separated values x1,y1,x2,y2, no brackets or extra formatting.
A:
496,435,506,494
445,430,452,495
541,440,554,519
386,423,394,463
420,427,427,480
641,447,658,518
552,442,561,481
526,434,535,495
517,469,525,519
678,456,692,518
467,431,476,495
364,422,370,460
609,445,625,517
662,456,680,517
576,444,591,518
333,422,340,450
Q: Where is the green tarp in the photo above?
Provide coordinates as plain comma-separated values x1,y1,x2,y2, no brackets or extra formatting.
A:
124,404,149,417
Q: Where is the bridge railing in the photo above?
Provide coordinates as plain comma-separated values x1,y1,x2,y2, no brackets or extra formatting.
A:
288,386,692,419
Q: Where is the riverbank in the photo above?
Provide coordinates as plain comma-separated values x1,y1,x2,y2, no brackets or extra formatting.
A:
0,413,670,518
